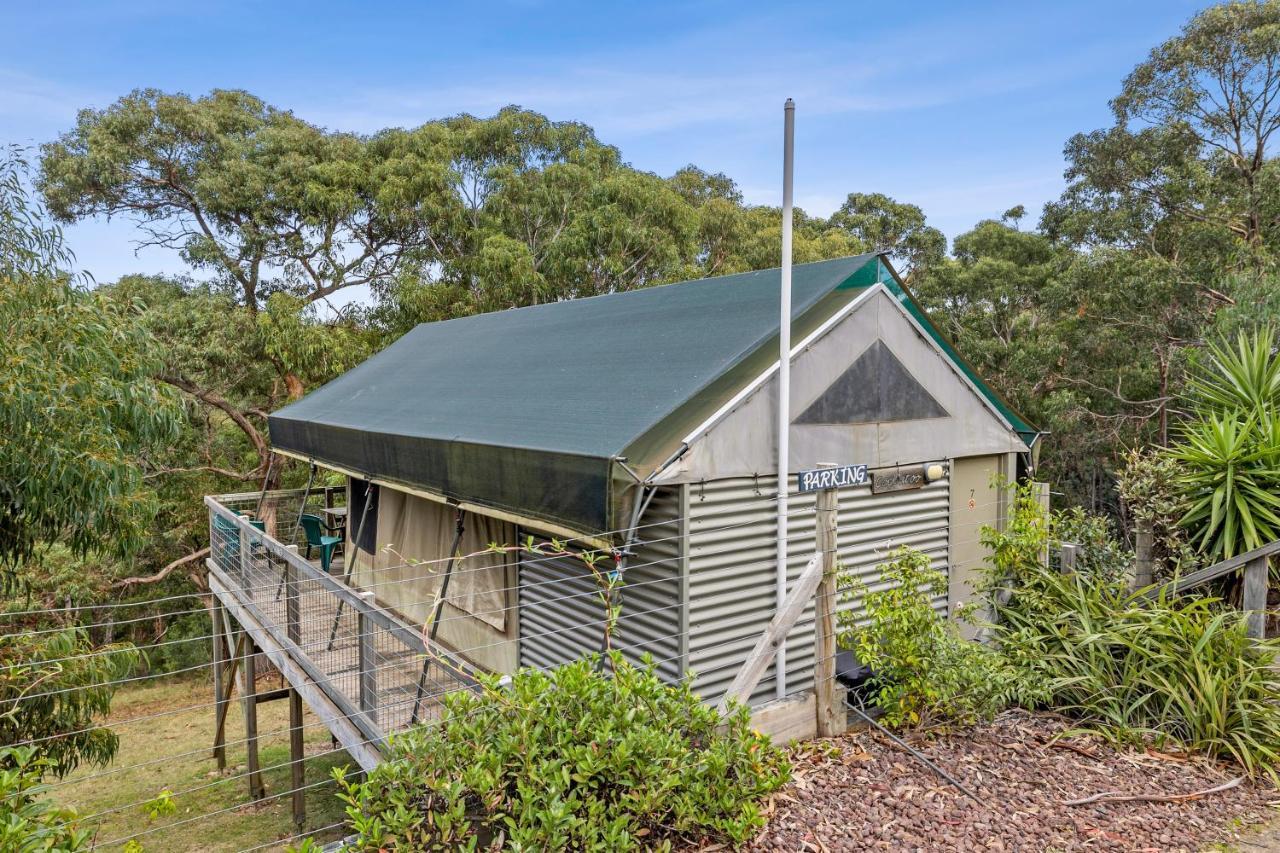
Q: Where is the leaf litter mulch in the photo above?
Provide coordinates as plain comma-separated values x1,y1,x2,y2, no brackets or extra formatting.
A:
742,710,1280,852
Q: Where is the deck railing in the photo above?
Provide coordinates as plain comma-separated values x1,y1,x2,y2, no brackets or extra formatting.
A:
1136,540,1280,638
205,489,477,760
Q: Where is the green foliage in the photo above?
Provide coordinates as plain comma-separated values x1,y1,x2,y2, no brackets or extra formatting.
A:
1172,410,1280,559
0,747,90,852
142,788,176,821
336,655,789,851
1189,325,1280,414
983,482,1280,777
1115,448,1199,580
1050,506,1133,584
837,547,1022,728
0,629,140,777
0,149,179,569
1169,327,1280,560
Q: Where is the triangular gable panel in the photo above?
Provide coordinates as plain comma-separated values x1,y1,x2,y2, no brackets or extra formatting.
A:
795,340,947,424
651,287,1027,484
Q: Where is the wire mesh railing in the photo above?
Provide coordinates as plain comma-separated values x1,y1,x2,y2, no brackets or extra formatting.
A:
206,492,475,762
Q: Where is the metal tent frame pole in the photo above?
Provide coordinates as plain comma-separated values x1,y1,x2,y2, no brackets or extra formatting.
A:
276,461,318,601
327,479,375,651
409,507,466,725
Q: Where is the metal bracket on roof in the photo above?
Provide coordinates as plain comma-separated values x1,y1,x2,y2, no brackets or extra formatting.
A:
612,456,643,484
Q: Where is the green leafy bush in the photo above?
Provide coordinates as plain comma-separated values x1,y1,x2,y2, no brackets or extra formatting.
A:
1170,327,1280,560
336,654,789,851
0,747,90,851
1050,506,1132,583
838,546,1023,728
1172,410,1280,560
0,628,140,777
983,483,1280,777
1115,448,1198,580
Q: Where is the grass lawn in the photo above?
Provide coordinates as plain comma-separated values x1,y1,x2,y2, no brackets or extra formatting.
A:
57,674,353,852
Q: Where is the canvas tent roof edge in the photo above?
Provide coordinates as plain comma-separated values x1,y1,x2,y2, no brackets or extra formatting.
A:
268,253,1038,539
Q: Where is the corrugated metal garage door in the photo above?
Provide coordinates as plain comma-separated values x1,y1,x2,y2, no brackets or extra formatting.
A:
685,474,950,706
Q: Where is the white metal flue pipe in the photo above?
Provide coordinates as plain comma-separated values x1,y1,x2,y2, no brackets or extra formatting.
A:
776,97,795,700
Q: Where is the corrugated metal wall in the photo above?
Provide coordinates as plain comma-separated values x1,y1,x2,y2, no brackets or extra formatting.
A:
517,487,685,681
686,474,950,706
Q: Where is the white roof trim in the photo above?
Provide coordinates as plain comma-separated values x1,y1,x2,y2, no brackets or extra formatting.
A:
666,282,1028,469
676,283,886,449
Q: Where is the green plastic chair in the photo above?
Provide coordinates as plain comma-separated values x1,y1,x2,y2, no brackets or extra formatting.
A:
299,513,343,573
212,515,265,569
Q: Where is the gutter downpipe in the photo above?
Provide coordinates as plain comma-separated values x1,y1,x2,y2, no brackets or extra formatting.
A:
776,98,795,701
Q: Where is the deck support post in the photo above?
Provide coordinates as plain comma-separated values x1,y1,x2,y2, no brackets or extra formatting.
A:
814,474,844,737
242,641,266,800
1244,555,1269,640
357,591,378,726
211,601,227,770
289,687,306,830
212,625,244,768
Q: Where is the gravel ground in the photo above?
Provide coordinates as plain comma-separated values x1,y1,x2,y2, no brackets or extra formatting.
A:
743,710,1279,852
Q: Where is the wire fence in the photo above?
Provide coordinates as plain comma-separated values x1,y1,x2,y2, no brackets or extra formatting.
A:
2,476,1011,851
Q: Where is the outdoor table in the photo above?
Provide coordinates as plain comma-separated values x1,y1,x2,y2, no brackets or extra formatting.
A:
321,505,347,535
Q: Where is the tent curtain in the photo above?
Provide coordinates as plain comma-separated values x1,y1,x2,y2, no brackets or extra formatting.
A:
363,486,513,631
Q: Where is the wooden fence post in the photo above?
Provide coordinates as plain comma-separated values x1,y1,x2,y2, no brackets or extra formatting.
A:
285,554,301,647
237,514,253,585
289,687,306,830
814,479,844,737
358,591,378,726
1244,555,1269,640
1134,519,1155,591
1059,543,1079,575
716,552,823,715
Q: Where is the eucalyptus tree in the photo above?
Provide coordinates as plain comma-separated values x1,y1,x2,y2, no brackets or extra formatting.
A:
0,148,178,570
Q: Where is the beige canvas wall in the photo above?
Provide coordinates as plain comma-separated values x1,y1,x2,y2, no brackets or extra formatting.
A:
351,484,519,674
948,453,1015,639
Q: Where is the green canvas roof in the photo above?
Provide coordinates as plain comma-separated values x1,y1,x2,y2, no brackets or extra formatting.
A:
269,253,1035,539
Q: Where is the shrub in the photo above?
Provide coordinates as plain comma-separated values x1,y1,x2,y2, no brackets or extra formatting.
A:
1050,506,1132,584
1170,327,1280,561
983,483,1280,777
335,654,789,851
0,627,140,777
1172,410,1280,561
838,546,1024,728
0,746,90,851
1115,448,1198,580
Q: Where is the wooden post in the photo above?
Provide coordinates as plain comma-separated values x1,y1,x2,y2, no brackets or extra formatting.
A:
242,640,266,800
814,478,844,737
289,687,306,830
211,602,227,770
1134,519,1155,590
1059,543,1079,575
358,591,378,726
285,555,301,646
238,515,252,585
717,551,823,714
1244,555,1269,640
212,631,246,770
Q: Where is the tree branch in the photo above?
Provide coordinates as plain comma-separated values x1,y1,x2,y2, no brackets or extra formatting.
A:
112,547,210,589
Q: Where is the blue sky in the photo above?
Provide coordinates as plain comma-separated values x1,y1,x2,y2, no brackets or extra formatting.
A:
2,0,1209,285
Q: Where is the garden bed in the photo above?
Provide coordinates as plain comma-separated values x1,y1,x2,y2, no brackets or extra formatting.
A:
744,710,1279,852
